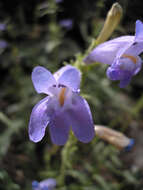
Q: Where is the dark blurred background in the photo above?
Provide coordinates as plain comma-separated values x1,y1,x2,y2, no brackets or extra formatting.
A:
0,0,143,190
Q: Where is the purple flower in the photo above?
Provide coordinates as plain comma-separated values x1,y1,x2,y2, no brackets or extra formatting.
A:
32,178,56,190
0,40,8,49
84,20,143,88
59,19,73,30
0,23,6,31
28,65,95,145
55,0,63,3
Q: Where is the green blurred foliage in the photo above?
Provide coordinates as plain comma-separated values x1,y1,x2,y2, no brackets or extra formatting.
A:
0,0,143,190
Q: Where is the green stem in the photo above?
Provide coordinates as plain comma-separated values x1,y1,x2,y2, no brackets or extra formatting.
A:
58,132,77,186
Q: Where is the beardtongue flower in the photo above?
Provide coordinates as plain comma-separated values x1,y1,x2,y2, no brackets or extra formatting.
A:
29,65,95,145
84,20,143,88
32,178,56,190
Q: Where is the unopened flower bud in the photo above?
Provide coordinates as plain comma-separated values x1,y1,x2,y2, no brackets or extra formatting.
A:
96,3,123,44
95,125,134,151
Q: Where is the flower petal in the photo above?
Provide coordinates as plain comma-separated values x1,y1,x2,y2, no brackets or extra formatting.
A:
125,43,143,56
84,36,134,65
119,75,132,88
28,96,54,143
54,65,81,91
116,21,143,58
115,39,143,60
118,55,142,75
67,95,95,143
32,66,56,94
49,110,70,145
107,67,132,88
133,56,142,75
135,20,143,42
106,67,122,81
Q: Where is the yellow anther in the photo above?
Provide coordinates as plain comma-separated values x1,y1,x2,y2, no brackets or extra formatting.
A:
59,88,66,106
122,54,137,64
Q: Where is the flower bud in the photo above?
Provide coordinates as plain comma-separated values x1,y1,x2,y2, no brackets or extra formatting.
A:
95,125,134,151
96,3,123,44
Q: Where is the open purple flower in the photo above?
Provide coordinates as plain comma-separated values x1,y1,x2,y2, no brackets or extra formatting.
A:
84,20,143,88
32,178,56,190
28,65,95,145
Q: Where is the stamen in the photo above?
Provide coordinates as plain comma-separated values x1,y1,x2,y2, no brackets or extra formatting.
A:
59,88,66,106
122,54,137,64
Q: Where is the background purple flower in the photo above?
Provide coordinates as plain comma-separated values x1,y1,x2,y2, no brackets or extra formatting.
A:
55,0,63,3
0,40,8,49
59,19,73,30
28,65,95,145
84,20,143,88
0,23,6,31
32,178,56,190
